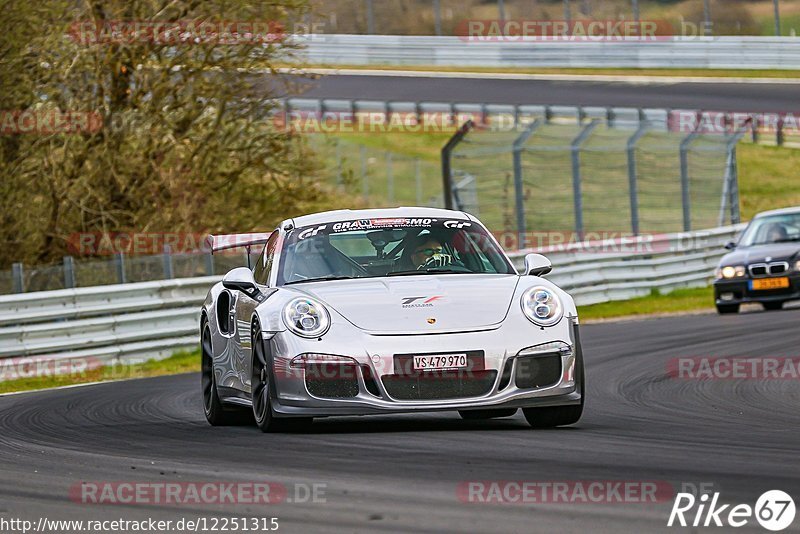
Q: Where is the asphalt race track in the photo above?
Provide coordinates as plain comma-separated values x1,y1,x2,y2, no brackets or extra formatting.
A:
1,309,799,533
292,74,800,113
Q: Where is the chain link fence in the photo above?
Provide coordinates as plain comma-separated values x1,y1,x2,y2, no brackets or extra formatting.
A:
1,252,248,295
446,110,745,249
306,135,444,207
303,0,793,37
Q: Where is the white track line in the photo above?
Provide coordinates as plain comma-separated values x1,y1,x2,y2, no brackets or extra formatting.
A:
282,67,800,85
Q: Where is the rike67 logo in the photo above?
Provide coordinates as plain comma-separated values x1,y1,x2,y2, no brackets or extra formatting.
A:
668,490,796,531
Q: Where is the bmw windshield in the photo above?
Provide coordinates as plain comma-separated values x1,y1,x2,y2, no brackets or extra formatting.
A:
739,213,800,246
277,217,515,285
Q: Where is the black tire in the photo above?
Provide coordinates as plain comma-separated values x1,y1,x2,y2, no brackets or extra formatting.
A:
202,321,249,426
251,323,312,433
522,346,585,429
716,303,740,314
763,301,784,311
458,409,517,420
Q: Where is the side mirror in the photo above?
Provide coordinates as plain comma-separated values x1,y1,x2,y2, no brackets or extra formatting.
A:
222,267,259,298
724,241,737,250
524,253,552,277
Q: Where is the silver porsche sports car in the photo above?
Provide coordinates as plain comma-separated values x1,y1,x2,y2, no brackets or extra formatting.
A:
201,207,584,432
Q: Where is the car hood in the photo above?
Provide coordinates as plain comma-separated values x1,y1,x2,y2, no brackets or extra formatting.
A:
293,274,520,333
722,243,800,265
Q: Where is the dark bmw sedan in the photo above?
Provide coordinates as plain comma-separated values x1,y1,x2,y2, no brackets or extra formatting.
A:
714,207,800,314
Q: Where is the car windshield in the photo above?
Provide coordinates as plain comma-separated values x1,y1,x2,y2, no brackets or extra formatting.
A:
738,213,800,247
277,217,515,285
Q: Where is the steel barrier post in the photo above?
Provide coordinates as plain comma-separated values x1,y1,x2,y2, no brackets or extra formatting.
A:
512,119,542,249
63,256,76,289
679,131,700,232
441,120,475,210
12,263,23,293
360,145,369,200
205,252,215,276
163,245,174,279
626,123,649,235
386,152,394,204
115,252,126,284
415,158,422,205
570,120,600,239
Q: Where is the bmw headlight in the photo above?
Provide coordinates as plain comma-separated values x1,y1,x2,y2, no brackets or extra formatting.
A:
715,265,746,279
282,297,331,338
521,286,563,327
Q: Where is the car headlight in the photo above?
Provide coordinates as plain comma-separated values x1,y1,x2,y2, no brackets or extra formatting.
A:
282,297,331,338
795,260,800,272
715,265,746,279
521,286,563,327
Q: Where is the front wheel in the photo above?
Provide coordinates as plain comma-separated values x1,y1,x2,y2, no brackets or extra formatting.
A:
716,303,740,314
523,343,585,429
763,301,784,311
251,324,312,433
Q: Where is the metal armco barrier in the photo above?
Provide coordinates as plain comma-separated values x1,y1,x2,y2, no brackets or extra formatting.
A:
298,34,800,70
0,225,744,379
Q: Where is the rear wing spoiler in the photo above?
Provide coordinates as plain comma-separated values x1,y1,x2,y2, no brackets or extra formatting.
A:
209,233,270,267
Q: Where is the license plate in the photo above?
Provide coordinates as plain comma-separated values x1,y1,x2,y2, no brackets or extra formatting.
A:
751,277,790,290
413,354,467,371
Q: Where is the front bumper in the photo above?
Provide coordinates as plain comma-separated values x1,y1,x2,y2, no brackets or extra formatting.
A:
714,273,800,305
265,317,583,418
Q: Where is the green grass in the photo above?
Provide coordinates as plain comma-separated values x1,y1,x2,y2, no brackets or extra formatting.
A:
0,349,200,395
577,287,714,321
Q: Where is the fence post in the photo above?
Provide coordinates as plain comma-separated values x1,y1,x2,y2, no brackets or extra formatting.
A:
679,131,700,232
205,252,215,276
702,0,712,36
570,120,600,239
512,119,542,249
115,252,127,284
63,256,76,289
441,120,475,210
360,145,369,200
497,0,506,20
163,245,174,279
335,138,343,187
626,123,649,236
777,116,784,146
386,152,394,204
433,0,442,36
365,0,374,34
719,130,746,226
773,0,781,36
415,158,422,205
12,263,24,293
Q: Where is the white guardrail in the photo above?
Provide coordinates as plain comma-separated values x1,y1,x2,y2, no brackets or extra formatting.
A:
0,225,744,379
298,34,800,70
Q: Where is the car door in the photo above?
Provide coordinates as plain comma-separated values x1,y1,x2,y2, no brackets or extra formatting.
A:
234,230,279,392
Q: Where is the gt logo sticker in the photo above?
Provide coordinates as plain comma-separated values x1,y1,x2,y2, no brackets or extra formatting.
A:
298,225,326,240
401,296,444,308
444,220,471,229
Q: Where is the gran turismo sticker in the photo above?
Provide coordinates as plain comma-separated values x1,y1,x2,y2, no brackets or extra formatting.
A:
444,220,472,229
330,218,434,232
297,225,326,240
